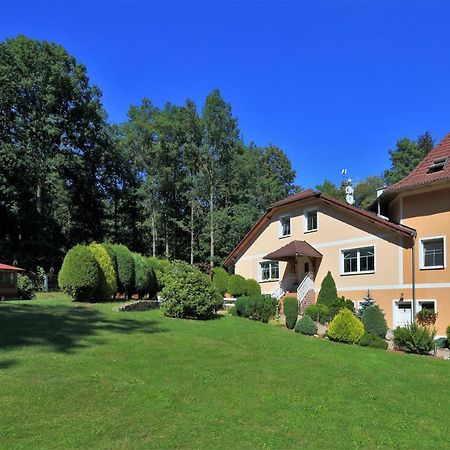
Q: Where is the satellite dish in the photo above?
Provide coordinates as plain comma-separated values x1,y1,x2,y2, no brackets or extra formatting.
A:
345,185,354,195
346,193,355,205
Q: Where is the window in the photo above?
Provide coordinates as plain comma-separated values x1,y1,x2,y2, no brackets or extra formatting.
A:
280,216,291,237
260,261,279,281
419,301,435,312
305,210,318,232
341,246,375,274
421,237,445,269
427,157,448,174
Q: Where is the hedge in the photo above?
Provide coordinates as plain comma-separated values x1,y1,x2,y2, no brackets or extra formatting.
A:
212,267,229,295
132,252,157,299
89,243,117,299
109,244,134,297
284,297,298,329
58,244,100,301
227,274,247,297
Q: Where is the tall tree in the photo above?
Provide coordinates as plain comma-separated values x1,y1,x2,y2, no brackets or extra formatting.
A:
354,176,384,209
315,179,345,202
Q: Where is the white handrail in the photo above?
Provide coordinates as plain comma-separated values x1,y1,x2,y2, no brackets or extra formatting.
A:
297,272,313,306
271,274,295,300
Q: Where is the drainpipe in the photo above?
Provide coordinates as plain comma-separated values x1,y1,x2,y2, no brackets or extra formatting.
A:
411,237,416,321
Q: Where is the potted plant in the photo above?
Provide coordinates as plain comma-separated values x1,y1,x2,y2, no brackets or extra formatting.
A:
416,309,438,326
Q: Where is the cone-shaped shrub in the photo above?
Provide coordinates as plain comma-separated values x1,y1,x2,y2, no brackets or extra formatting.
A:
212,267,229,295
361,305,388,338
244,279,261,296
327,308,364,344
109,244,134,297
89,243,117,299
227,274,247,297
284,297,298,329
58,244,100,301
294,315,317,335
317,271,338,307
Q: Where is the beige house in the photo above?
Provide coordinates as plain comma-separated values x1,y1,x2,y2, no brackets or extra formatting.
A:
225,132,450,336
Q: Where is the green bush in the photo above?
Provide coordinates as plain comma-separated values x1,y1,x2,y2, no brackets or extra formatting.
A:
17,274,35,299
304,303,329,324
213,290,224,311
435,337,448,349
89,243,117,299
235,296,251,317
160,261,217,320
284,297,298,330
317,271,338,307
327,297,356,322
212,267,229,295
361,305,388,338
235,295,277,323
228,306,237,316
327,308,364,344
393,324,436,355
358,332,388,349
294,315,317,335
132,253,155,299
244,279,261,296
227,274,247,297
58,245,100,301
108,244,134,297
146,257,171,292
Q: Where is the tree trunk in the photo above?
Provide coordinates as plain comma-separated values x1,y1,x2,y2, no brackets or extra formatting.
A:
190,199,194,265
210,188,214,274
151,209,156,257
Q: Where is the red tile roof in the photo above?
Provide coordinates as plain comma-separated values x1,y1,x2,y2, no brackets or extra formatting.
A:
384,132,450,193
264,240,322,261
0,263,24,271
224,189,415,266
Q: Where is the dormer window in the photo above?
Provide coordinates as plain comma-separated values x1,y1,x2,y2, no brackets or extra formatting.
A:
280,216,291,237
427,157,448,174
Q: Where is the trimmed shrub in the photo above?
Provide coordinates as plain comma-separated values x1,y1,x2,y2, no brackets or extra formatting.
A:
235,295,277,323
212,267,229,295
109,244,134,297
327,308,364,344
245,279,261,297
284,297,298,329
228,306,237,316
58,245,100,301
17,274,35,300
358,332,388,349
146,257,171,292
89,243,117,300
393,324,436,355
227,274,247,297
304,303,329,324
317,271,338,307
235,296,251,317
361,305,388,338
160,261,217,320
213,290,224,311
132,253,154,299
294,315,317,335
448,325,450,344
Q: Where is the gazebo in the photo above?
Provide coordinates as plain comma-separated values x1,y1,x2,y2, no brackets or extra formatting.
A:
0,263,24,299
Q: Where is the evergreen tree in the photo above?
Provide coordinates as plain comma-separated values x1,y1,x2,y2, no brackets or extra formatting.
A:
357,290,375,318
317,271,338,307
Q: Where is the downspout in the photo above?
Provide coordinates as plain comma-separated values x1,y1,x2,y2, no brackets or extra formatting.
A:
411,234,417,321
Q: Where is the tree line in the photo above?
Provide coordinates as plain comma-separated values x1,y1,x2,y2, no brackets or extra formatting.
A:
0,35,435,271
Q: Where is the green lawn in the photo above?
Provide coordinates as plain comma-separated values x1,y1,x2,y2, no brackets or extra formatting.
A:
0,294,449,449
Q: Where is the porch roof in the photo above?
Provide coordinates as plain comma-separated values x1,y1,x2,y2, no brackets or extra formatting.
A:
0,263,24,271
263,240,322,261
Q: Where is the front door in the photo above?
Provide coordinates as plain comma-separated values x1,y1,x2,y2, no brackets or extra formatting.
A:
393,301,413,327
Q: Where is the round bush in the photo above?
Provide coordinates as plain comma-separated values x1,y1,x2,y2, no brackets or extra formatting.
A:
227,274,247,297
294,315,317,335
108,244,134,297
17,274,35,300
304,303,329,324
58,244,100,301
358,332,388,349
244,279,261,296
284,297,298,329
146,257,171,291
212,267,229,295
160,262,217,320
235,296,251,317
327,308,364,344
361,305,388,338
89,243,117,299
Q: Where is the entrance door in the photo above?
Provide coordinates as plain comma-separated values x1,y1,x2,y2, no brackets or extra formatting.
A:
393,301,412,327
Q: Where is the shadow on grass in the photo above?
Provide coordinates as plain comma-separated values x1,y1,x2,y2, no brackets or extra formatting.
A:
0,303,165,355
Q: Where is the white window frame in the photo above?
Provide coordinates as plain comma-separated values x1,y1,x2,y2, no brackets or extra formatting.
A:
279,216,291,238
420,236,446,270
340,245,376,275
259,260,280,282
304,208,318,233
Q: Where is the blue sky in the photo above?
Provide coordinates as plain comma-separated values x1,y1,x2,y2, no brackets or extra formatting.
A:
1,1,450,188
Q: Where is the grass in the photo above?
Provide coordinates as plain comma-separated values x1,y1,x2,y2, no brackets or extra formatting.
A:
0,294,449,449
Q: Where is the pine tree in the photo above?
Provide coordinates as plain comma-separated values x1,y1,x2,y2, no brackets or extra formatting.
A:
357,290,374,317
